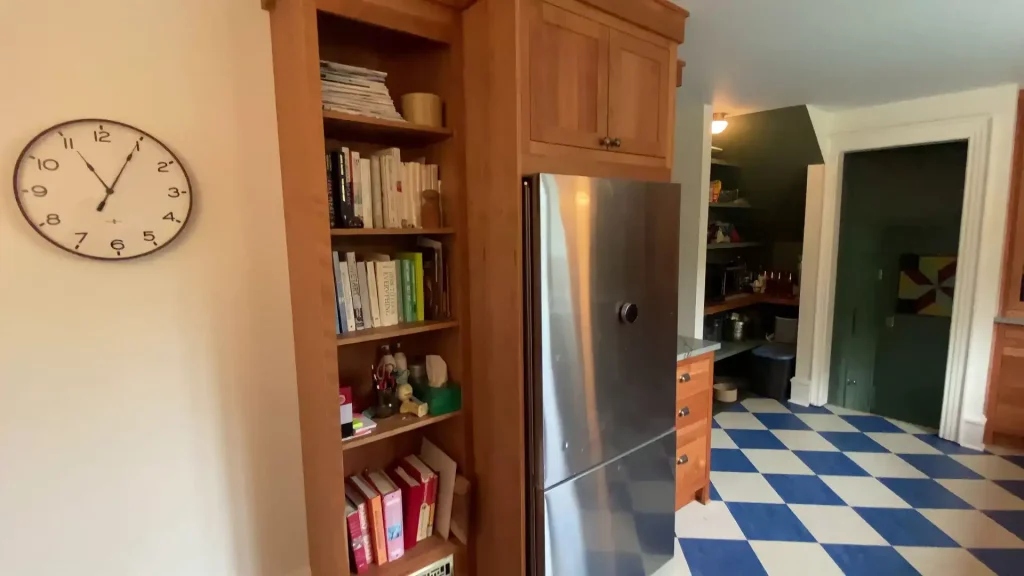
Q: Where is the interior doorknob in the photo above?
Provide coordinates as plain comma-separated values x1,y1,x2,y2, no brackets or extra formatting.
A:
618,302,638,324
599,136,612,147
611,138,622,148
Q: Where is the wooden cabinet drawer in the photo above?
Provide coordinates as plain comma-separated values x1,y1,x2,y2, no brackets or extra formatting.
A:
675,434,708,494
676,388,711,440
676,355,712,398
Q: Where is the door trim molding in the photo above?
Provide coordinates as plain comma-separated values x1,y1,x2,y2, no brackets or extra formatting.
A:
800,115,991,443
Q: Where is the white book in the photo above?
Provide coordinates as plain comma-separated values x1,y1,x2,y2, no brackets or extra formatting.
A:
360,158,373,228
380,155,392,228
351,150,362,226
376,260,400,326
356,262,372,328
345,252,365,330
370,156,384,229
386,155,399,228
335,252,356,332
366,262,383,328
401,162,411,227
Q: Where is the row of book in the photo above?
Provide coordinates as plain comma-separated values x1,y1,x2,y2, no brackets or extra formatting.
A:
326,147,441,230
321,60,404,122
345,455,439,572
332,242,447,333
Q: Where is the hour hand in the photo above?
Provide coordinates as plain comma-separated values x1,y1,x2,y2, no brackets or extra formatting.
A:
76,151,113,191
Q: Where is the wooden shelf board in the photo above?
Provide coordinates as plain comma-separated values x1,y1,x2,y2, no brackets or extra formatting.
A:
707,241,762,250
711,158,740,167
343,410,461,451
705,293,799,316
708,202,756,209
336,320,459,346
331,227,455,237
363,534,459,576
322,110,452,145
715,339,769,362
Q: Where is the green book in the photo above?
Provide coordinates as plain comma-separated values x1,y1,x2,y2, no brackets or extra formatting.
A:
397,252,425,321
400,259,415,322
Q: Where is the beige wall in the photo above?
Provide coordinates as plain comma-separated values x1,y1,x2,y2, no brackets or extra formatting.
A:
0,1,309,575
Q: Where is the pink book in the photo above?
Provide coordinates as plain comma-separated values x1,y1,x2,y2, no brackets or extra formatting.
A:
367,470,405,561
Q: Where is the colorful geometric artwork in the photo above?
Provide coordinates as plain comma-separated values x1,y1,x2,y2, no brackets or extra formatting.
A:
896,255,956,317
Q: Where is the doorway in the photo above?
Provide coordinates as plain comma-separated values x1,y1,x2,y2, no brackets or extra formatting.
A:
828,142,968,428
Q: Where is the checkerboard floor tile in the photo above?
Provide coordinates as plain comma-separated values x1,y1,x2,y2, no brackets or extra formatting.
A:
676,399,1024,575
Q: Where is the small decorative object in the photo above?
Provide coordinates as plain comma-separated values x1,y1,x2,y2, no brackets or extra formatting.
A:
375,387,400,419
340,386,354,438
409,364,428,386
400,396,429,417
393,343,408,371
13,119,193,260
897,254,956,317
397,383,413,402
710,180,722,203
426,355,447,388
400,93,443,128
421,189,442,228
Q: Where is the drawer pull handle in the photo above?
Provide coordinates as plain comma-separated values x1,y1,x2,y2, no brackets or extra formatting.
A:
677,454,689,465
678,406,690,417
679,372,691,383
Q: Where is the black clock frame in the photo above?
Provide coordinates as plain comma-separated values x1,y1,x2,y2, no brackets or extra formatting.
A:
12,118,194,261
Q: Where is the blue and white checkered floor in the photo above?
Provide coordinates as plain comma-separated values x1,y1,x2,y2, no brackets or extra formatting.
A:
661,397,1024,576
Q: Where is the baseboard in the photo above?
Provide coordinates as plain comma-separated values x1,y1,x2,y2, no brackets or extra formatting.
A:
789,377,812,407
959,415,987,451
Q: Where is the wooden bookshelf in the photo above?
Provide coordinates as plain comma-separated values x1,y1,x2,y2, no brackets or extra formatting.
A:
343,411,461,451
336,320,459,346
330,227,455,236
364,535,459,576
267,2,473,575
322,110,453,145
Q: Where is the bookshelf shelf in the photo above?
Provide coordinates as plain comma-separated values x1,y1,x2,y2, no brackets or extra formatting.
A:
322,110,452,145
363,534,459,576
331,227,455,236
707,241,762,250
336,320,459,346
343,410,461,451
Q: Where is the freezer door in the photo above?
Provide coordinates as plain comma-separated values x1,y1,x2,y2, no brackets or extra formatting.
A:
531,174,681,488
540,431,676,576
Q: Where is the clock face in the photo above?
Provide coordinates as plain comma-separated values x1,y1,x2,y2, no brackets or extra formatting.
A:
13,119,192,260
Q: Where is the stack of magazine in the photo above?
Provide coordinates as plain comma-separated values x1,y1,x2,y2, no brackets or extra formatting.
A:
320,60,404,122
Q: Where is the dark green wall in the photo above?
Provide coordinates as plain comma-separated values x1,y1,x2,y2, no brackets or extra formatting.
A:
829,142,967,427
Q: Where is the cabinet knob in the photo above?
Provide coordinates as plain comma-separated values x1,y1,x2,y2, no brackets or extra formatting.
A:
678,406,690,417
679,372,691,383
599,136,612,147
611,138,622,148
677,454,689,465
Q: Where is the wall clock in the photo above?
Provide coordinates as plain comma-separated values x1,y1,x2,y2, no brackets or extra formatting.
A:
13,118,193,260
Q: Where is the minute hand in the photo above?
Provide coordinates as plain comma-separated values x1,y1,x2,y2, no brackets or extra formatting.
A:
108,146,136,191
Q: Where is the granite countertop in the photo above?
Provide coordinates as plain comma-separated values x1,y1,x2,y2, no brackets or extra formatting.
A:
677,336,721,361
996,316,1024,327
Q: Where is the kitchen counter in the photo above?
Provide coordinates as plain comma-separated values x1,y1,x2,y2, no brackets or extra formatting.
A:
996,316,1024,327
677,336,721,361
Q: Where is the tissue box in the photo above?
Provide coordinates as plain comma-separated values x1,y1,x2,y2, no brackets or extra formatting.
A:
412,381,462,416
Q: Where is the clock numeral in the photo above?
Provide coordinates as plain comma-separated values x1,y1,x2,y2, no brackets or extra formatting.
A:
168,186,181,198
135,140,141,152
62,136,74,150
157,160,175,173
34,157,59,171
45,214,61,226
110,239,125,255
74,232,88,249
143,231,156,244
162,211,180,223
94,126,111,143
25,185,47,197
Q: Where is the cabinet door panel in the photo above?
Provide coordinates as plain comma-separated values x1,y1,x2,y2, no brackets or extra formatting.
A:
608,29,671,157
1002,92,1024,315
530,2,609,150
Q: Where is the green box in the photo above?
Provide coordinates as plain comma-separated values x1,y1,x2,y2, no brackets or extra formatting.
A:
412,381,462,416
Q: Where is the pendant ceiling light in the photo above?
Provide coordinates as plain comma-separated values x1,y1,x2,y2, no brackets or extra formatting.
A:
711,112,729,135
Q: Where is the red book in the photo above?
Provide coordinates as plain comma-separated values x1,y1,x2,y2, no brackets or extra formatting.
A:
347,475,387,565
400,455,438,538
344,496,371,573
389,465,429,549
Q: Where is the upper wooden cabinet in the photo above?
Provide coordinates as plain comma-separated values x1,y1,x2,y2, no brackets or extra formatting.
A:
524,0,682,170
1001,91,1024,317
529,2,609,151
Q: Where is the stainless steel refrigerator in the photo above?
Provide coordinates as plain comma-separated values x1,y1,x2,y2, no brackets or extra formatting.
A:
524,174,681,576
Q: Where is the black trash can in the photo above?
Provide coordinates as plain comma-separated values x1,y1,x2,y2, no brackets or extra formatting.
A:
750,343,797,402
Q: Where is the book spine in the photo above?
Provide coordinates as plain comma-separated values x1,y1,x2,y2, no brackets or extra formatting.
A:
345,148,356,216
370,156,383,229
378,262,399,327
339,148,350,208
382,491,404,561
366,262,383,328
351,150,362,227
413,253,424,321
392,149,404,227
333,251,353,333
368,494,387,565
346,508,371,573
357,262,372,328
395,259,406,324
401,259,414,323
360,159,373,229
325,153,336,228
346,252,365,330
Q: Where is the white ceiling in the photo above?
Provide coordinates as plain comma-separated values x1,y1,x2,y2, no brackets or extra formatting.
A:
675,0,1024,114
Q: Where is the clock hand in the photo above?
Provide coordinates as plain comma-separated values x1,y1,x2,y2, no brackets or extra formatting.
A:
76,151,117,212
107,141,139,192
